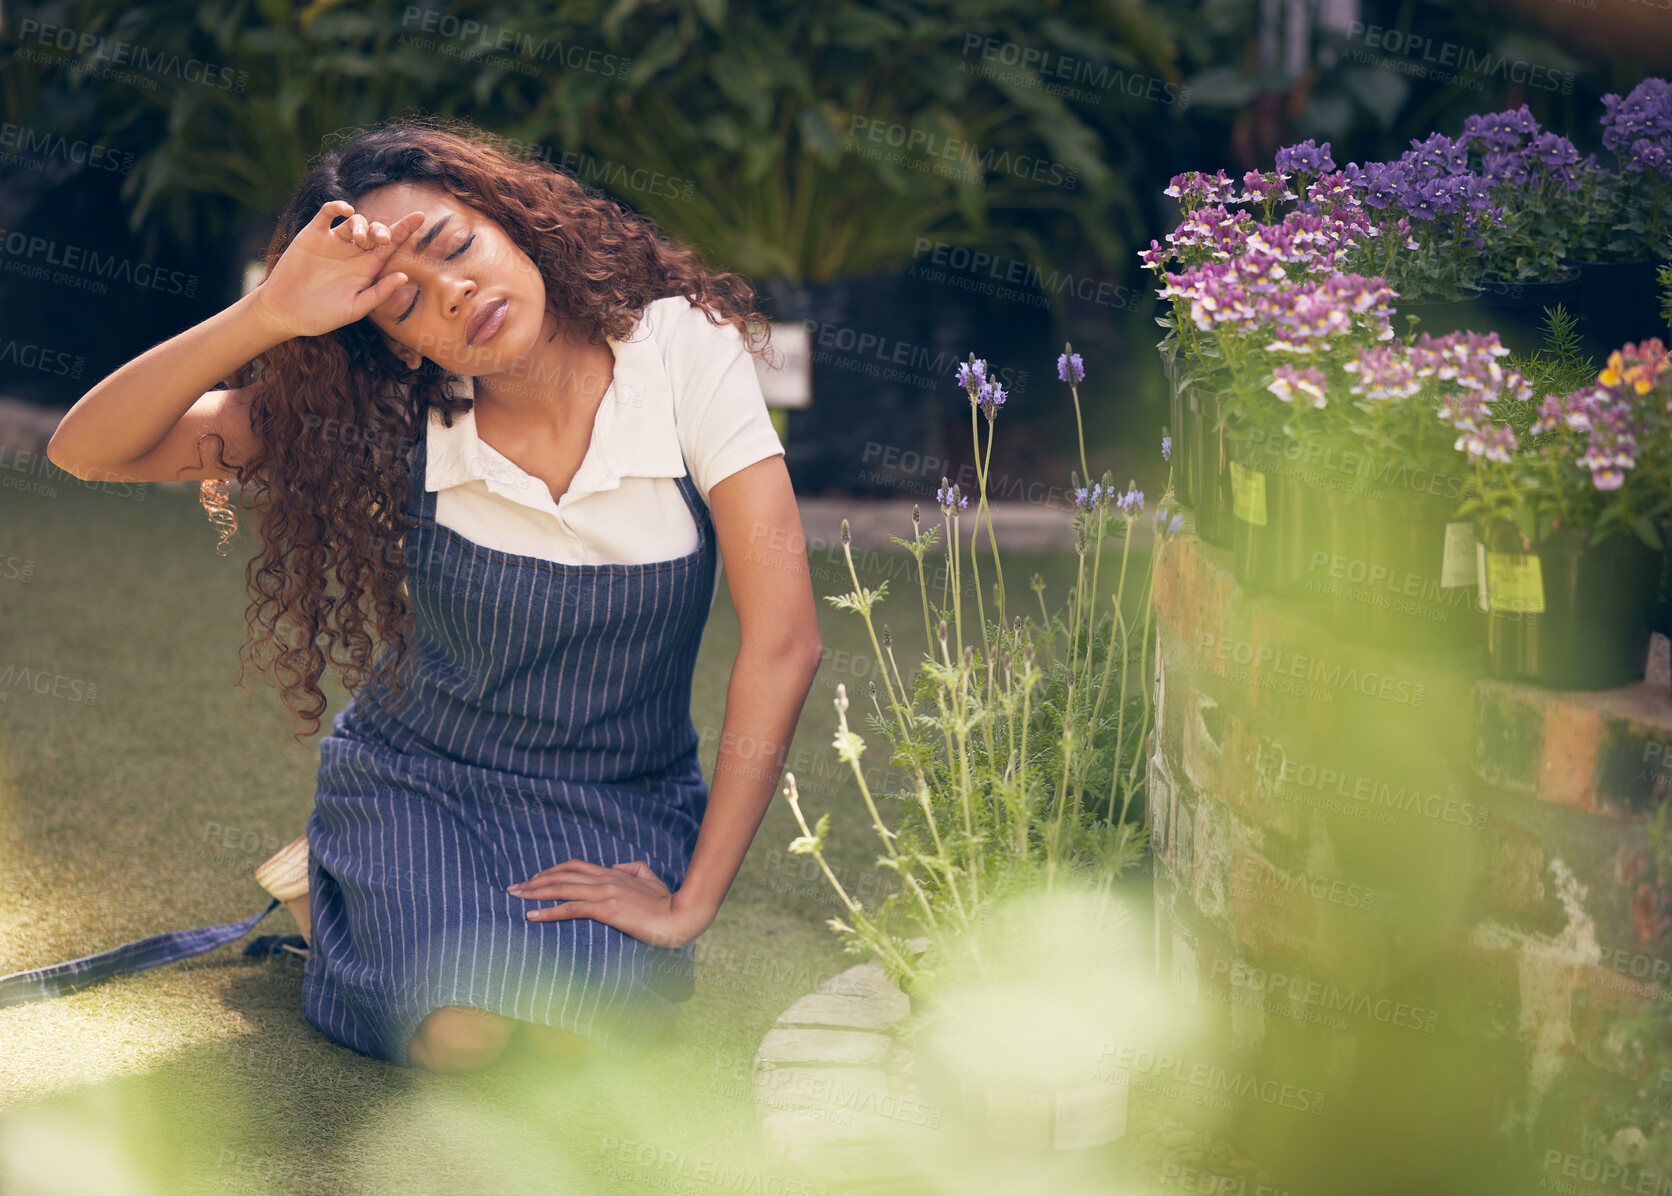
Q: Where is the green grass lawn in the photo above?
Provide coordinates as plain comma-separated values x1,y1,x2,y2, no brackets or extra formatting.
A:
0,475,1152,1194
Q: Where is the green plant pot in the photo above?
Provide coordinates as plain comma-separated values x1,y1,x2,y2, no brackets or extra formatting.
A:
1394,287,1486,342
1161,344,1194,509
1190,381,1234,548
1467,268,1582,357
1278,433,1366,606
1565,257,1669,363
1309,486,1482,655
1477,519,1662,689
1227,433,1304,594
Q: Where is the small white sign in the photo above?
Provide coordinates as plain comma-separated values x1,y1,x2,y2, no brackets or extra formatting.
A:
1441,521,1476,589
1475,540,1490,612
752,321,812,409
1053,1080,1128,1150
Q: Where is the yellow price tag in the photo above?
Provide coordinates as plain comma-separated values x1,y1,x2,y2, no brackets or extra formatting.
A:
1230,461,1268,527
1485,551,1544,614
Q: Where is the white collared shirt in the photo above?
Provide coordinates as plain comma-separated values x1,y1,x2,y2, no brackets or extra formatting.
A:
424,296,784,603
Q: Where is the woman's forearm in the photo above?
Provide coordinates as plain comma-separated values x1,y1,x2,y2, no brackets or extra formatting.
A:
673,636,823,927
47,289,290,478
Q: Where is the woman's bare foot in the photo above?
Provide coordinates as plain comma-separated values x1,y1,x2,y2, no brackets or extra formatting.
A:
515,1020,596,1067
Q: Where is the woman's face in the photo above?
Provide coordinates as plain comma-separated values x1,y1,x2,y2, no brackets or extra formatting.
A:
352,182,547,377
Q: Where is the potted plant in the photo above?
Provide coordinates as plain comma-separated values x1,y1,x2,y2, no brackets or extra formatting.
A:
779,346,1171,1152
1564,77,1672,359
1333,140,1496,312
1451,110,1585,355
1447,333,1670,689
1144,169,1257,536
1330,122,1588,354
1165,256,1398,593
1307,332,1514,652
1144,163,1400,561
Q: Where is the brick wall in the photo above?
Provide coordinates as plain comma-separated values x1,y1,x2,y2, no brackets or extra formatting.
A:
1148,525,1672,1193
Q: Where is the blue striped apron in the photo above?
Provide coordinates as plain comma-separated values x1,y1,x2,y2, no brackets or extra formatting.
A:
2,415,716,1067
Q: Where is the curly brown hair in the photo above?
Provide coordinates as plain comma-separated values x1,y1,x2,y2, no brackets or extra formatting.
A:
200,113,774,741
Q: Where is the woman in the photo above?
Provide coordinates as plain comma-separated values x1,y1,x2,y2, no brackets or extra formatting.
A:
42,115,824,1074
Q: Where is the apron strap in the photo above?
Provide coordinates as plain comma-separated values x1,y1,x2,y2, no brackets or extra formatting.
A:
0,897,298,1008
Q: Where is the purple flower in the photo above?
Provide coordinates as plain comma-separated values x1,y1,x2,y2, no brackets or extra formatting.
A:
1408,132,1471,177
1530,393,1567,436
1527,132,1580,172
1356,160,1409,209
1602,78,1672,158
1481,149,1530,185
1275,140,1336,178
1164,169,1239,209
1115,484,1145,516
1461,424,1517,464
1162,435,1172,461
1239,169,1296,206
937,483,970,510
1057,351,1084,384
1152,502,1184,536
1554,386,1644,490
1463,105,1540,152
1268,364,1328,407
1344,345,1421,399
1632,137,1672,179
955,358,988,391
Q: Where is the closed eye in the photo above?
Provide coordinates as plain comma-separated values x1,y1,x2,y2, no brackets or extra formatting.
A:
393,233,475,324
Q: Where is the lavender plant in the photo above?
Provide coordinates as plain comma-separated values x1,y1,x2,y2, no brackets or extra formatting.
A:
781,348,1175,994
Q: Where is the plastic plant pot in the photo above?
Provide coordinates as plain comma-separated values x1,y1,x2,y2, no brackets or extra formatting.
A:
1477,519,1662,690
1314,487,1482,655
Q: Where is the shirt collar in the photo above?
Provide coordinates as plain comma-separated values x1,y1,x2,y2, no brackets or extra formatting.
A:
424,307,686,501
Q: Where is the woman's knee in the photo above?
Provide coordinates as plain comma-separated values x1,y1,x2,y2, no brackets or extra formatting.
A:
407,1005,516,1073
